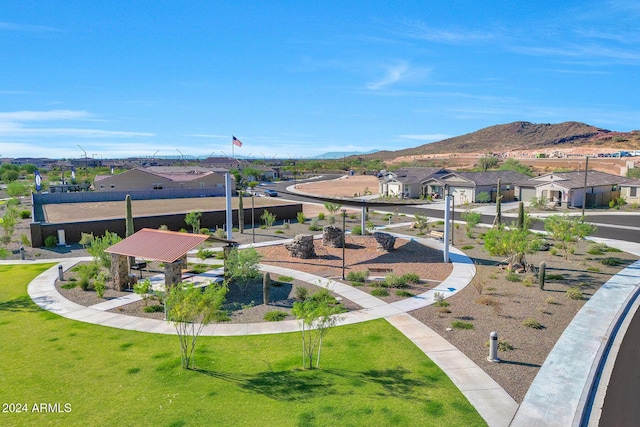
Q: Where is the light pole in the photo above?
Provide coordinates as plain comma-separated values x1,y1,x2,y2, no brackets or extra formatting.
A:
341,209,347,280
251,192,255,243
77,145,87,169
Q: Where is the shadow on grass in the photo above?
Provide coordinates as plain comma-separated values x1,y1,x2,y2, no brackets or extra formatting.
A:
0,295,41,312
194,366,435,402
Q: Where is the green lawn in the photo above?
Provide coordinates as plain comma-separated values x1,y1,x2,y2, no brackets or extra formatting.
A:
0,264,485,427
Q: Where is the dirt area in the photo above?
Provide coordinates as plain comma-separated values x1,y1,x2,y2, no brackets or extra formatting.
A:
5,176,639,404
295,174,379,197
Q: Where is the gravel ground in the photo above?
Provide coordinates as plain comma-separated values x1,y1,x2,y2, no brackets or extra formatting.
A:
7,184,638,404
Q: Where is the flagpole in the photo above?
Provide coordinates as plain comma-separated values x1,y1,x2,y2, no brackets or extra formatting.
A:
232,137,234,158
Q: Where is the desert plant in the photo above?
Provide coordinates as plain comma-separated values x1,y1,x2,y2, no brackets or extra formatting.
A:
475,191,490,203
433,292,449,307
79,232,94,249
87,231,122,268
94,272,107,298
371,288,389,297
522,318,544,329
20,233,30,246
296,212,306,224
263,272,271,305
544,214,596,260
566,287,583,300
133,278,152,306
44,235,57,247
600,257,623,266
277,275,294,283
308,219,322,231
412,213,429,234
385,273,408,288
295,286,309,300
401,273,420,284
185,211,202,234
451,320,474,330
19,209,30,219
323,202,342,216
346,270,367,283
352,225,363,235
264,310,288,322
196,248,214,261
505,273,521,282
261,210,276,227
317,212,325,220
396,290,414,297
461,211,481,238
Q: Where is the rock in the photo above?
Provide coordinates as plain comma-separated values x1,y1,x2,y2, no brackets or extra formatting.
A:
284,234,316,259
322,226,344,248
373,232,396,252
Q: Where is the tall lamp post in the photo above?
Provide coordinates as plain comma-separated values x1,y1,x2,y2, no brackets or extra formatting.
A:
77,145,87,169
251,192,255,244
341,209,347,280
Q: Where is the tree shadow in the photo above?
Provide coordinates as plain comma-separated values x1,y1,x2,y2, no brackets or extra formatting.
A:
0,295,41,312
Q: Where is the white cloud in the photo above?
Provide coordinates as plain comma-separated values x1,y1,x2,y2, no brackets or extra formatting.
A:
0,110,93,121
367,62,429,90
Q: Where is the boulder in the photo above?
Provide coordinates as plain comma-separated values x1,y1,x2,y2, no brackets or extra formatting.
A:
284,234,316,259
373,232,396,252
322,226,344,248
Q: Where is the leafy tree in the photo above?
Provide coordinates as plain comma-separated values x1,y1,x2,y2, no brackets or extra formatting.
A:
292,288,344,369
260,210,276,227
544,215,596,259
478,156,499,171
483,225,542,270
7,181,28,197
87,231,122,268
185,211,202,234
133,278,152,306
225,247,263,293
0,206,19,247
167,281,228,369
499,158,533,176
1,170,19,183
461,211,481,238
412,212,430,234
323,202,342,216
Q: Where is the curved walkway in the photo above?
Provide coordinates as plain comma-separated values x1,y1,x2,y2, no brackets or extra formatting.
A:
18,235,518,427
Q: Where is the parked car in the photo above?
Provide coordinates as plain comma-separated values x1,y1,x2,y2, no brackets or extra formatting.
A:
264,189,278,197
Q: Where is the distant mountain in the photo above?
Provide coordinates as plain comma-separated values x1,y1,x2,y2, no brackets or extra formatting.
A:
310,150,379,159
362,121,640,160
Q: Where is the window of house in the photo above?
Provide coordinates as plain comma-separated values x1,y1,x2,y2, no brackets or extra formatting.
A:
199,182,205,188
100,185,104,189
110,184,115,189
153,183,163,190
631,187,638,197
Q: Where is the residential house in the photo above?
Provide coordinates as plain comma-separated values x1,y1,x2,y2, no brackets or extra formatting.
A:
422,170,528,204
378,167,446,198
94,166,232,192
514,170,633,208
619,177,640,205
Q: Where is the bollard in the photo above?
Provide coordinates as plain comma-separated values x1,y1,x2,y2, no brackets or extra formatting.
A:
58,265,64,281
487,331,500,362
20,246,25,260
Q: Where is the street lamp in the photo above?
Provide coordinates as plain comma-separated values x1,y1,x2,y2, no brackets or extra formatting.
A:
341,209,347,280
77,145,87,169
251,192,255,244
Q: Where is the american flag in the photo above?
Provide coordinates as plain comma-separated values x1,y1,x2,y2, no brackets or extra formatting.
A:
232,136,243,147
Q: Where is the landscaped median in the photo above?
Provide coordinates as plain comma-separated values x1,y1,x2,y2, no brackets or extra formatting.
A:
0,264,486,427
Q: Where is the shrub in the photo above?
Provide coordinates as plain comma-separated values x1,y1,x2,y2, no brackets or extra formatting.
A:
566,287,583,300
61,282,77,289
44,235,57,247
600,257,623,266
451,320,474,330
94,272,107,298
396,290,414,297
317,212,325,220
401,273,420,284
295,287,309,300
371,288,389,297
433,292,449,307
20,233,30,246
275,230,285,234
346,270,367,283
476,295,499,306
546,274,565,280
522,318,544,329
143,305,164,313
586,266,601,272
486,339,514,351
264,310,288,322
277,275,294,283
505,273,521,282
461,245,474,250
385,273,408,288
19,210,31,219
352,225,363,235
476,192,490,203
587,246,604,255
261,210,277,227
196,248,214,261
308,219,322,231
296,212,306,224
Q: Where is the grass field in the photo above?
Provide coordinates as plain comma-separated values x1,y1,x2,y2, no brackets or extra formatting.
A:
0,264,485,427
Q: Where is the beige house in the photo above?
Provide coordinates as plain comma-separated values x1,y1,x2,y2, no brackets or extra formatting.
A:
94,167,231,192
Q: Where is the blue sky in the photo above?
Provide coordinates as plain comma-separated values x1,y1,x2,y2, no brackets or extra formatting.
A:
1,1,639,160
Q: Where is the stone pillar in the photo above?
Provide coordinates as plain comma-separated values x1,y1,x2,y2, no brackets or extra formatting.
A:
373,232,396,252
322,226,344,248
164,260,183,288
284,234,316,259
111,253,130,291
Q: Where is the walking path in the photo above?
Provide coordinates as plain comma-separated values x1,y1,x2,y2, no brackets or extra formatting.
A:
13,233,640,426
18,235,518,427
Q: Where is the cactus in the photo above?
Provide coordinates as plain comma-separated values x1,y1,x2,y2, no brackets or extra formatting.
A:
263,272,271,305
539,261,546,289
125,194,134,237
238,191,244,234
517,201,525,230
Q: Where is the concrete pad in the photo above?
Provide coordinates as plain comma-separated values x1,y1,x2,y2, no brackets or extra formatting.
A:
211,323,249,336
411,336,457,352
427,349,479,370
90,294,142,311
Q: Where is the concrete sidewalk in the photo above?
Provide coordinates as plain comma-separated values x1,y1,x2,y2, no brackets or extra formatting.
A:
21,235,519,427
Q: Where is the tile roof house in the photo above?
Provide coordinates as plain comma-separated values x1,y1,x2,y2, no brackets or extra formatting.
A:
514,170,640,208
94,166,233,194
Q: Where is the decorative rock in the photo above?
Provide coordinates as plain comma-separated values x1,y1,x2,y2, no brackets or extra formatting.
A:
322,226,344,248
373,232,396,252
284,234,316,259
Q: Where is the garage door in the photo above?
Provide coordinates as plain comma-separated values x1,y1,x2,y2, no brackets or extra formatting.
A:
520,188,536,202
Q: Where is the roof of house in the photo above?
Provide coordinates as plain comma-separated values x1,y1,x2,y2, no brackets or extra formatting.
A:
94,167,227,183
105,228,210,263
515,170,632,189
383,167,446,184
453,170,531,186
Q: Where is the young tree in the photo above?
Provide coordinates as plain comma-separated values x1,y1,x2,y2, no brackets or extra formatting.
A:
225,247,263,293
292,288,344,369
6,181,28,198
185,211,202,234
323,202,342,216
461,211,481,238
0,206,18,247
478,156,499,171
483,225,542,271
87,231,122,268
544,215,596,259
412,212,430,234
260,210,276,227
166,282,228,369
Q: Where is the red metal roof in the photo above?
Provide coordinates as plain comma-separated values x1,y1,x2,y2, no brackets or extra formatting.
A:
105,228,210,263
